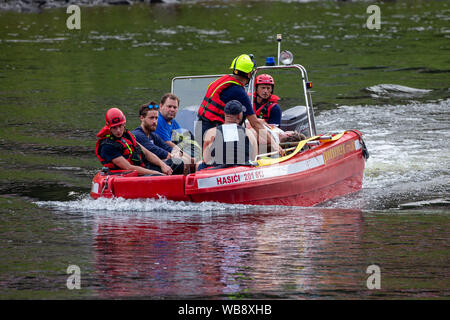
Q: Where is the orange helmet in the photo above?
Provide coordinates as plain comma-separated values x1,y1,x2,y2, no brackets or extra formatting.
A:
105,108,126,128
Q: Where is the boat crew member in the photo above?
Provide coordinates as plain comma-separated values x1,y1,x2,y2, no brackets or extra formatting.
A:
154,93,182,149
132,102,187,175
196,54,280,155
198,100,258,171
95,107,173,176
253,74,282,126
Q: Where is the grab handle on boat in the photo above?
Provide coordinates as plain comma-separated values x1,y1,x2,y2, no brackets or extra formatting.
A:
345,130,370,160
100,175,109,197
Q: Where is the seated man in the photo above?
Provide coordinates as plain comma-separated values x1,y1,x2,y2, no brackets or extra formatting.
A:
95,107,173,176
132,102,186,175
252,74,282,126
154,93,181,148
198,100,258,171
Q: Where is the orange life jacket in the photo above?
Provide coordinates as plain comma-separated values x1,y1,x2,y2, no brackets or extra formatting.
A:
198,74,245,124
253,94,279,122
95,126,145,170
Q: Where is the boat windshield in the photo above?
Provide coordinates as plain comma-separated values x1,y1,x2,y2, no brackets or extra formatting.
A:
171,75,223,110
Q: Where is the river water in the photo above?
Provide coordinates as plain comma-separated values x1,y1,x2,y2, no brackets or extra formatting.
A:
0,0,449,299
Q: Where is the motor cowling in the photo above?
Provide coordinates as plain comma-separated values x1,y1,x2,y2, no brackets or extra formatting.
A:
280,105,310,136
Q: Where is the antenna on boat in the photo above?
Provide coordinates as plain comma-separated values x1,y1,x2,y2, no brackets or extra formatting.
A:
277,34,282,66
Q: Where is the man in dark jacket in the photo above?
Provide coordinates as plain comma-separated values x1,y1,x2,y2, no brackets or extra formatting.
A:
132,102,186,175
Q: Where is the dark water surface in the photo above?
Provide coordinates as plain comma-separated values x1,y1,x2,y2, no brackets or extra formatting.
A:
0,0,449,299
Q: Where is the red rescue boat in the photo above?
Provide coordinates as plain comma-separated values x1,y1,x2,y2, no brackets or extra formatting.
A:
91,130,367,206
90,39,369,206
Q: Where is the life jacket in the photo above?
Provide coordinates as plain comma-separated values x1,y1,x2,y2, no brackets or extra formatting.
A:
95,126,146,170
208,124,251,166
253,93,280,122
198,74,246,124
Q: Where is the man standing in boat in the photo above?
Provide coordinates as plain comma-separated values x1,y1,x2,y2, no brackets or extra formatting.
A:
196,54,279,154
95,107,173,176
252,74,282,126
132,102,189,175
198,100,258,171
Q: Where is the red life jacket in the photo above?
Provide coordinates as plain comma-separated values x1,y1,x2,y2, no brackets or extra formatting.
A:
95,126,145,170
198,74,245,124
253,94,280,122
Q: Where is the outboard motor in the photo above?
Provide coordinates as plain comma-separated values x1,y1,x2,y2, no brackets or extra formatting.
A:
280,105,310,137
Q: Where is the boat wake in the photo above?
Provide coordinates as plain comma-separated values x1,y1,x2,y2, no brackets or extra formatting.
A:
316,98,450,210
34,194,280,220
36,194,252,211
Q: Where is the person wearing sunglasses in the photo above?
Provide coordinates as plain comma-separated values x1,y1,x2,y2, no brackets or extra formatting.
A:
132,102,186,175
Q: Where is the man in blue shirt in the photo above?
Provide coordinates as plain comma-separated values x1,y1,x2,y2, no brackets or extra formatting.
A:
132,102,185,175
154,93,181,148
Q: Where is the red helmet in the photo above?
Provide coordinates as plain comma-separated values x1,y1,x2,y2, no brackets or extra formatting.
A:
255,74,275,86
105,107,126,128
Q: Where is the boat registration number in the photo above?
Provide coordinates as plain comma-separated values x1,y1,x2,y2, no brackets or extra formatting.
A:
243,170,265,182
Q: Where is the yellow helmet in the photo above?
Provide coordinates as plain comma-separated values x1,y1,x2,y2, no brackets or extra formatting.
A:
230,54,255,75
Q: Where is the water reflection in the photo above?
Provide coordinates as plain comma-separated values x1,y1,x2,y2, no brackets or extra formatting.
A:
92,208,364,299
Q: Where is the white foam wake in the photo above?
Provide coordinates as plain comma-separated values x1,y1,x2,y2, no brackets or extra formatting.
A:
34,194,258,213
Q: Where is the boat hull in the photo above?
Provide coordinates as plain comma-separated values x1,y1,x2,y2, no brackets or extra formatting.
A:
90,131,366,206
